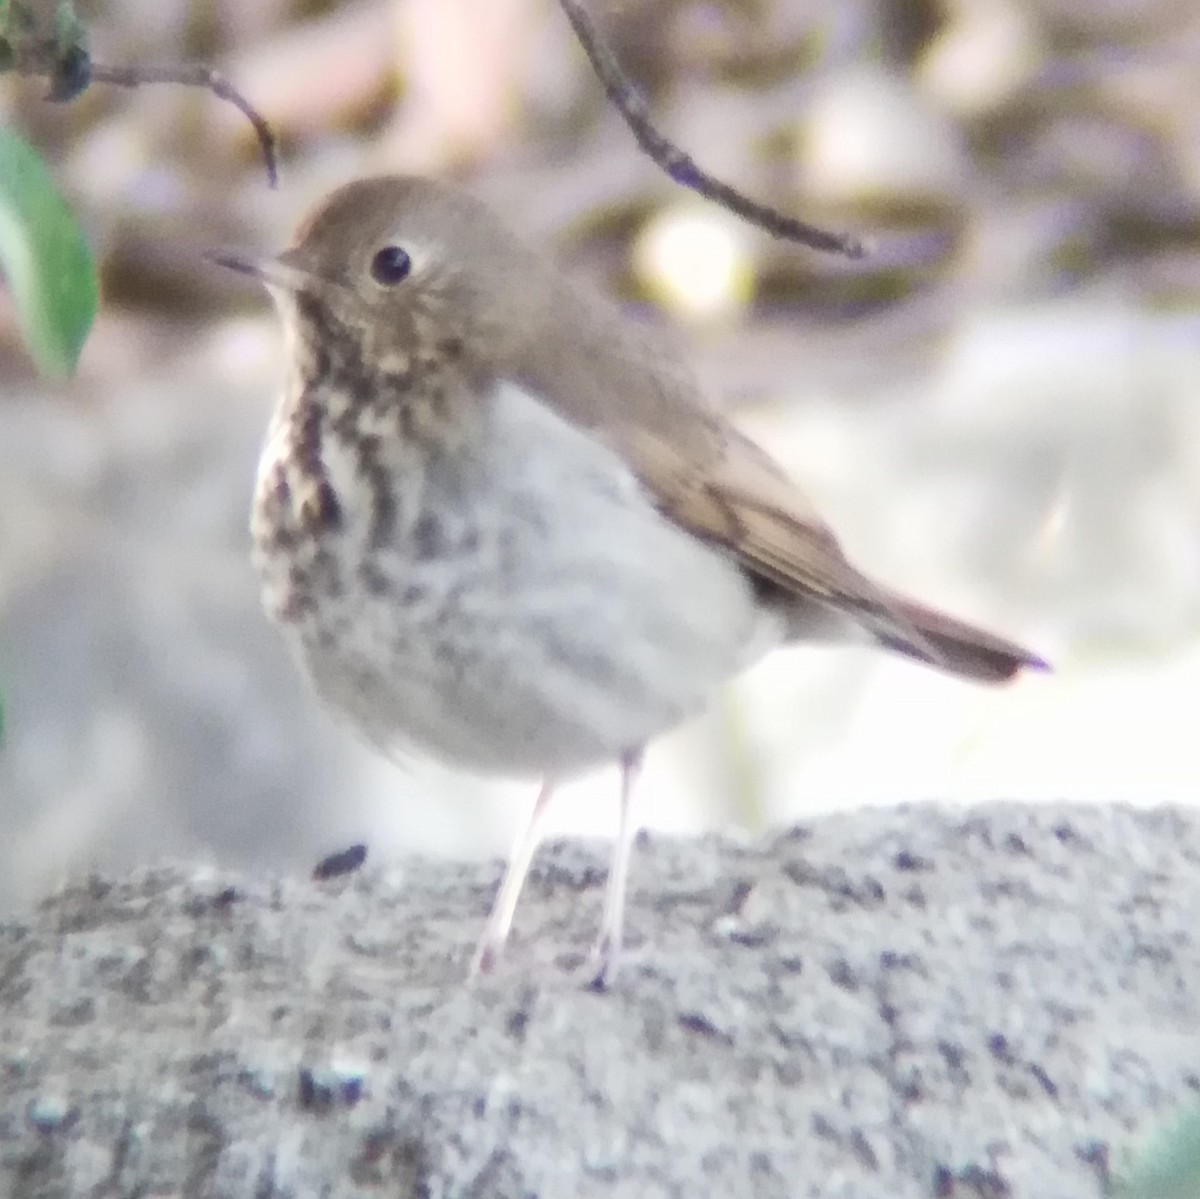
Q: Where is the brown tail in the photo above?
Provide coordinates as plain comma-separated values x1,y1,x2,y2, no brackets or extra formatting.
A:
874,594,1048,683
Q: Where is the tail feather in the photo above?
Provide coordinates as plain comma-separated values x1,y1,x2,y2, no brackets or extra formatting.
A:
874,594,1047,683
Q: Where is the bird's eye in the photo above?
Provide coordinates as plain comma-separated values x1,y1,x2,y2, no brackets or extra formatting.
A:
370,245,412,285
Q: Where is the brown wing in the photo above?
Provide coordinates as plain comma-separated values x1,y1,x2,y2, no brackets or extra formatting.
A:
614,417,1046,680
510,276,1039,677
609,415,943,660
616,417,872,600
511,287,932,645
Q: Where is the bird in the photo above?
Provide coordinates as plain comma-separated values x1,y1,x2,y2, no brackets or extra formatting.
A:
212,174,1044,987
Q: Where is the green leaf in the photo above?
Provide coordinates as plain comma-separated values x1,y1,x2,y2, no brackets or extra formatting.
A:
0,127,97,376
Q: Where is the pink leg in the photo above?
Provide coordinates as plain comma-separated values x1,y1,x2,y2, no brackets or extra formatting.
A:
587,748,644,989
471,780,555,976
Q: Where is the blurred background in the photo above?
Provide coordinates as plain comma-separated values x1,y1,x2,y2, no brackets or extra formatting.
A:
0,0,1197,914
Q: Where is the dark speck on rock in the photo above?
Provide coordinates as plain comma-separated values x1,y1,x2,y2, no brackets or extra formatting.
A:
1030,1062,1058,1098
411,513,445,559
313,843,368,881
678,1011,734,1045
986,1033,1013,1063
298,1066,366,1111
827,957,858,990
893,849,932,871
1003,832,1031,855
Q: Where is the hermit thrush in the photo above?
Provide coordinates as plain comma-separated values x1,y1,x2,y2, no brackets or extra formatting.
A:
213,175,1043,986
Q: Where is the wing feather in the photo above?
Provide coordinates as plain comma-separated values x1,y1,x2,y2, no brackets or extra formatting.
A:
507,282,1033,675
612,419,941,662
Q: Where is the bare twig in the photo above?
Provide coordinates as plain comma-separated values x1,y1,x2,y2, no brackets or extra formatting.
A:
1,2,278,188
87,63,278,188
555,0,864,259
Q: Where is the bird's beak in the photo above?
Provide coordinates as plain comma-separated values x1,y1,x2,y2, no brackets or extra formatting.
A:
206,247,314,294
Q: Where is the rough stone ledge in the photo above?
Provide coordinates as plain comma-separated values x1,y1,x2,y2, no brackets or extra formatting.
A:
1,802,1196,1198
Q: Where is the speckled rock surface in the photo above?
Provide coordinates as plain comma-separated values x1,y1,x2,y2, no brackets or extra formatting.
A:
1,802,1195,1198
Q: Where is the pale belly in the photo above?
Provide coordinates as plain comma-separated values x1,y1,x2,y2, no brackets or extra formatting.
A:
253,381,782,778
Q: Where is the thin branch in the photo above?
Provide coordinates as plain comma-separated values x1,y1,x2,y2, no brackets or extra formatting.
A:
2,26,278,187
86,63,278,188
555,0,864,259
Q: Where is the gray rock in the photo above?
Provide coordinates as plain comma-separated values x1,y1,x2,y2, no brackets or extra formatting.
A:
0,802,1194,1198
0,344,382,913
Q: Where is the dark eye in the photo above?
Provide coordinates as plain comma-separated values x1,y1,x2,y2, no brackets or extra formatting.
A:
370,245,412,285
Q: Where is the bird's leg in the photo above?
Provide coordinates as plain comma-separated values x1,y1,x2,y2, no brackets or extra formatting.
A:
587,747,644,989
471,780,556,976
